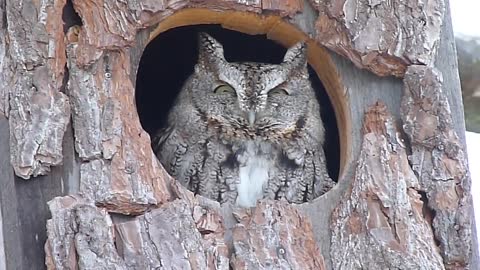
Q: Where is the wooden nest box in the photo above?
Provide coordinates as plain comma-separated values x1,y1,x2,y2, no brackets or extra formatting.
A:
0,1,477,269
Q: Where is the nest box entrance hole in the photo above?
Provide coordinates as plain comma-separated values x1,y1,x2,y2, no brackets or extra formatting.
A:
135,12,349,183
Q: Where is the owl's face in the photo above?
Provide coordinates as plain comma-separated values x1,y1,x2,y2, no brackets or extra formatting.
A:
186,33,319,141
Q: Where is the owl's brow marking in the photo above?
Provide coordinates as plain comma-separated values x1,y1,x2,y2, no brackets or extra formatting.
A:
266,82,288,94
214,80,236,91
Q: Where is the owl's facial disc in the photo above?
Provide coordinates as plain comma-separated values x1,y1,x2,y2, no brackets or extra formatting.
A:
210,68,309,137
193,33,314,140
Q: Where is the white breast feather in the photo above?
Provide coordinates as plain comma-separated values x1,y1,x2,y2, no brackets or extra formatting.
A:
236,142,272,207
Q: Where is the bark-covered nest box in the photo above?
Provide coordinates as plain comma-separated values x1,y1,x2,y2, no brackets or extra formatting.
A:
1,1,476,269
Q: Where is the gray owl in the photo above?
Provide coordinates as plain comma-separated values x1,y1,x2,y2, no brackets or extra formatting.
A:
153,33,334,207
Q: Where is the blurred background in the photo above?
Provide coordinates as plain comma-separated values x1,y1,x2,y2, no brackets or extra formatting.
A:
452,0,480,133
450,0,480,250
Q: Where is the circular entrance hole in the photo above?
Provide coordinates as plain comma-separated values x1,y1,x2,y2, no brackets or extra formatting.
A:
136,24,340,181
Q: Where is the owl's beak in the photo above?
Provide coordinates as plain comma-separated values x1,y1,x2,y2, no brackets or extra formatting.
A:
247,111,256,126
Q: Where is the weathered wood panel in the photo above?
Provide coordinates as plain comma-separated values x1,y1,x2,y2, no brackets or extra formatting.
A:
0,114,79,269
0,0,476,269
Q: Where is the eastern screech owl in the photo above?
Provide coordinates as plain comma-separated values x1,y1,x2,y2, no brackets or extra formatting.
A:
153,33,334,207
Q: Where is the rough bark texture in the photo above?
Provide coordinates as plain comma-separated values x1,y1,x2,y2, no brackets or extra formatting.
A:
45,185,232,270
1,0,447,180
331,102,444,269
231,201,326,269
45,196,127,269
112,186,230,270
4,0,71,179
46,182,323,269
311,0,445,77
0,0,476,269
66,38,172,214
402,66,472,268
262,0,303,16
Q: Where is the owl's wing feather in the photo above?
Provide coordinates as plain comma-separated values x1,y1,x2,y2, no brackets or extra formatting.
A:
153,127,194,187
155,129,239,204
312,148,335,197
285,161,308,203
198,140,239,203
270,145,333,204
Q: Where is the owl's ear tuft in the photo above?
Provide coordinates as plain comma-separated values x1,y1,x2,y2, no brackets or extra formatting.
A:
198,32,226,65
282,42,307,70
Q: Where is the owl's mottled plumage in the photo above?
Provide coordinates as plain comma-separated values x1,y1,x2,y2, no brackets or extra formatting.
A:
153,33,334,207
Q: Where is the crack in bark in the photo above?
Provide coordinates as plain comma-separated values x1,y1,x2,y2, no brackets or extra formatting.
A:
417,189,442,247
401,66,472,268
62,0,82,32
331,102,445,269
